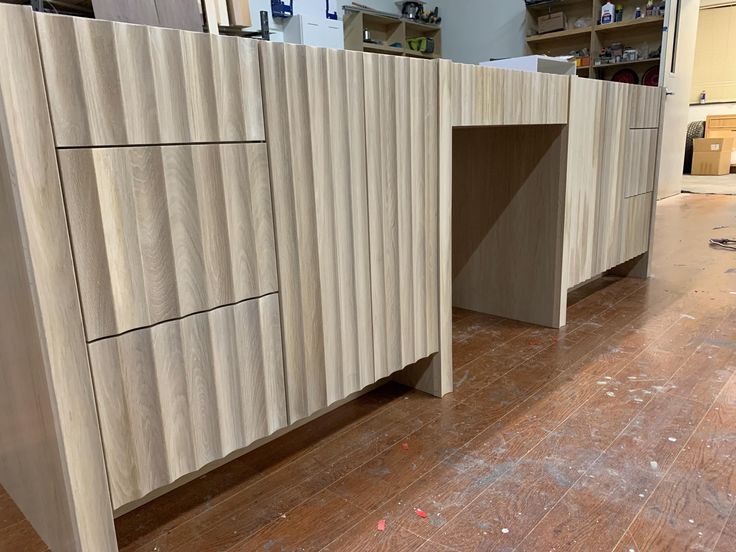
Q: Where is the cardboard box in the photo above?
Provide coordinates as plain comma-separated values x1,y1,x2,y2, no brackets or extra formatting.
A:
538,12,566,34
692,137,734,176
705,114,736,156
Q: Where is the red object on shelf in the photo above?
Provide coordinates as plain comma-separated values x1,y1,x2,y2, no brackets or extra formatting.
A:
611,68,639,85
642,66,659,87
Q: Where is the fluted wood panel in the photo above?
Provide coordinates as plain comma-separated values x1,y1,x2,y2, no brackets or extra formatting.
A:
450,63,569,126
564,79,660,289
260,42,375,421
88,295,287,508
629,84,663,129
35,13,264,147
364,54,440,375
58,143,277,341
623,129,658,198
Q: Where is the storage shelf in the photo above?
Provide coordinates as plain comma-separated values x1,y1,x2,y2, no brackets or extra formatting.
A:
363,43,439,59
595,16,664,34
593,57,661,70
526,26,592,43
525,0,592,14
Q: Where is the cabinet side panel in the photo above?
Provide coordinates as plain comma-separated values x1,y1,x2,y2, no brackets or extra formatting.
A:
0,5,116,551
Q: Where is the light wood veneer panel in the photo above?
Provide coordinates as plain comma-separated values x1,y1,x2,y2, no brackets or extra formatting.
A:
35,13,264,146
452,125,567,328
0,5,116,551
563,78,661,289
364,54,440,374
623,129,658,198
88,295,287,508
58,143,277,341
629,84,663,129
450,63,569,126
260,42,375,421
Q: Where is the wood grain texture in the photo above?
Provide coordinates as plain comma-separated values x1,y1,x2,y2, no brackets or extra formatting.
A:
58,143,277,341
629,83,663,129
35,12,263,146
450,63,569,126
363,53,440,376
88,295,287,509
623,128,658,198
260,42,376,422
92,0,159,25
452,125,568,328
0,5,116,551
563,78,660,290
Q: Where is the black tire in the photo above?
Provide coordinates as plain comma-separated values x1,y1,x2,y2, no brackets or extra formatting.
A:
684,120,705,174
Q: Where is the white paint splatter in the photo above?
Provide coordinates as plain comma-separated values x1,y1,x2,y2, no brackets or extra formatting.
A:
680,314,696,320
650,461,659,470
606,391,615,397
689,519,695,524
604,376,612,380
639,493,645,498
668,437,677,442
596,380,608,385
501,528,509,534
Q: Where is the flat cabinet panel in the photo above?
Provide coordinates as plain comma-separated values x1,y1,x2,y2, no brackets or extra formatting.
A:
623,129,658,198
58,143,277,341
629,85,662,129
621,193,653,261
364,54,440,376
450,63,569,126
260,43,375,421
35,13,264,146
88,295,287,508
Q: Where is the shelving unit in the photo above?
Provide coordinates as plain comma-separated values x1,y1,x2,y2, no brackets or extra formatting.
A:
525,0,665,84
343,6,442,59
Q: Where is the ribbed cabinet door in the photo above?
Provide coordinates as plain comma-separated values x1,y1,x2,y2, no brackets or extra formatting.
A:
88,295,287,509
260,42,374,422
35,13,264,147
364,55,440,377
58,143,277,341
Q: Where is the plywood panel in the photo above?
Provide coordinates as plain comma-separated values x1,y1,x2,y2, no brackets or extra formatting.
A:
629,84,662,128
58,143,277,341
452,125,568,328
450,63,569,127
88,295,287,508
92,0,159,25
155,0,203,31
0,5,116,551
36,13,264,146
364,53,440,375
260,42,375,421
623,129,658,198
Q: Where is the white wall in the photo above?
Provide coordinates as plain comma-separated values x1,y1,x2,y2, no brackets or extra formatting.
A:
246,0,401,39
433,0,526,64
689,102,736,122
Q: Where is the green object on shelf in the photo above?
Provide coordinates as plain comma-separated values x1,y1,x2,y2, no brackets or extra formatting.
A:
406,36,435,54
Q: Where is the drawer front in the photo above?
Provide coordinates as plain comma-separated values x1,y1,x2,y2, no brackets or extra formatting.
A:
619,193,653,264
450,62,569,126
623,129,658,198
89,295,287,508
36,13,264,147
59,143,277,341
628,85,662,129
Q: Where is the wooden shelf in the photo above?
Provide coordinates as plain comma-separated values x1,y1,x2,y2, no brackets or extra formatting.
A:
363,43,405,55
594,16,664,34
526,26,592,43
593,57,661,70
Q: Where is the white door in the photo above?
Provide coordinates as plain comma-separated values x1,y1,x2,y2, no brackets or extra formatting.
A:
657,0,701,199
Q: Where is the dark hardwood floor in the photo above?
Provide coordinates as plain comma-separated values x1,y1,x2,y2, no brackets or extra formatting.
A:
3,193,736,551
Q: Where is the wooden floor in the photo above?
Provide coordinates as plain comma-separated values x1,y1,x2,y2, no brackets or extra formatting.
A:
3,193,736,551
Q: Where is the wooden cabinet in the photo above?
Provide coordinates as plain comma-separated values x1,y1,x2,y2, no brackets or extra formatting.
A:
261,43,442,422
88,295,286,508
36,14,264,147
563,78,661,289
364,54,440,378
449,62,569,126
58,143,277,341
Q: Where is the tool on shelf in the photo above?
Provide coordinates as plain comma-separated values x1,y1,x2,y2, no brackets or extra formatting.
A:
271,0,293,19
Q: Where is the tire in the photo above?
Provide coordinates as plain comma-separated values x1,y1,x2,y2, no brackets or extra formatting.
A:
684,120,705,174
